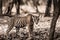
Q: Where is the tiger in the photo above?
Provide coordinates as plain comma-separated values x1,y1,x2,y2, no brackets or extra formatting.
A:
6,14,40,39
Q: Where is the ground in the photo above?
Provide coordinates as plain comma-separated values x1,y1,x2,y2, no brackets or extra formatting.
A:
0,14,60,40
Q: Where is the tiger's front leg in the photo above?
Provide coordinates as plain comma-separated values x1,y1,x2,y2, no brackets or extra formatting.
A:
27,23,34,40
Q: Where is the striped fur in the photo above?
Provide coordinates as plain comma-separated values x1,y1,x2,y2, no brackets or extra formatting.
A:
6,14,34,38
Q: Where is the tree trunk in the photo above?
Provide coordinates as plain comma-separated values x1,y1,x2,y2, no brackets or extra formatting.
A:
6,1,13,15
44,0,52,17
20,0,24,5
15,0,20,15
0,0,2,15
49,0,59,40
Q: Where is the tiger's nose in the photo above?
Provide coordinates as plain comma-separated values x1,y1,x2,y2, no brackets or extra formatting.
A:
36,21,39,24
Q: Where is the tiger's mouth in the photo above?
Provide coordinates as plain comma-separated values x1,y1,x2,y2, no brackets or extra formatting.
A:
36,21,39,24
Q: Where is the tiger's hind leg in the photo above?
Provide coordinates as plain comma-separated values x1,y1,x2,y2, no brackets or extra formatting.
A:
6,24,14,40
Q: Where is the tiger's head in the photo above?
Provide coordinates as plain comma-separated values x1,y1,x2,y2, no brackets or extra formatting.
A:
32,13,40,24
